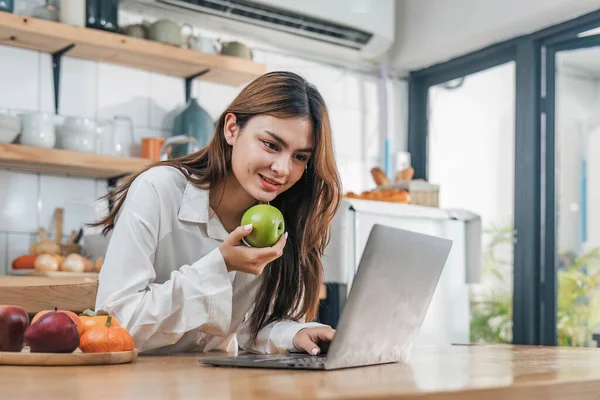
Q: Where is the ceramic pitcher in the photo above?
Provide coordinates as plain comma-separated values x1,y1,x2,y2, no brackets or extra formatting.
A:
214,39,253,60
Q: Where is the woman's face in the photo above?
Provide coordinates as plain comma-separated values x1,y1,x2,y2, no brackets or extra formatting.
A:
225,114,314,203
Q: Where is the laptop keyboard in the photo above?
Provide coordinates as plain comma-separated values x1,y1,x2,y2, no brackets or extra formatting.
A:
272,355,327,366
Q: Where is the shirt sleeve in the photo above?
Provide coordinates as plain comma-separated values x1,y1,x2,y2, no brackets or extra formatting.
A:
94,173,233,353
235,311,327,354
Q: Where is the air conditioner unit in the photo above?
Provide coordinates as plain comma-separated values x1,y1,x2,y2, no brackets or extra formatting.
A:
119,0,395,64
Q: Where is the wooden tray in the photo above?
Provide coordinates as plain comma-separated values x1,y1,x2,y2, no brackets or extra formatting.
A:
0,347,138,366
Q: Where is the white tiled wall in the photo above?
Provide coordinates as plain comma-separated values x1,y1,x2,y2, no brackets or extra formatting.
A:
0,0,405,273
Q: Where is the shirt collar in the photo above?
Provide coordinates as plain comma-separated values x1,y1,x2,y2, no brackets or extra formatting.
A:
177,181,229,241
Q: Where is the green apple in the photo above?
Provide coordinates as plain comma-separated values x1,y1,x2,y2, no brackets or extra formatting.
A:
241,204,285,248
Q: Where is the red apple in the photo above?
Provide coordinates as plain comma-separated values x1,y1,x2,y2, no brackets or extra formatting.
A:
32,307,83,336
0,305,29,352
24,311,79,353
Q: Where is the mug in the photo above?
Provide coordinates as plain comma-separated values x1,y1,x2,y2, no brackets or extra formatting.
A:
20,112,55,148
124,23,148,39
142,137,166,162
58,116,98,153
148,19,188,46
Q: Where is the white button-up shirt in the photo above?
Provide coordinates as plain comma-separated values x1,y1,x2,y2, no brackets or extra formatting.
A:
95,166,324,355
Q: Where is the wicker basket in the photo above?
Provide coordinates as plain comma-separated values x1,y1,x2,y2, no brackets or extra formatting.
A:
409,188,439,207
376,180,440,208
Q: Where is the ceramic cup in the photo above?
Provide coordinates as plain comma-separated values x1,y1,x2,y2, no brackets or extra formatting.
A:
142,137,165,161
214,39,253,60
124,23,148,39
148,19,183,46
59,116,98,153
20,112,55,148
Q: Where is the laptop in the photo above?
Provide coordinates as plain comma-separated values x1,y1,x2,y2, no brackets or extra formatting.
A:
200,224,453,371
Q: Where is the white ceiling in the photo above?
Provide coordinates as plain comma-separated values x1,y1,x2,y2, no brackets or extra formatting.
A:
390,0,600,73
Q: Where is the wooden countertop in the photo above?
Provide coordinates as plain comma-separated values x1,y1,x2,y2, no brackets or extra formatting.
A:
0,276,98,313
2,344,600,399
0,276,327,315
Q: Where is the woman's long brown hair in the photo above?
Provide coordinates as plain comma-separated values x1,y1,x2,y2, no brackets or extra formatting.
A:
92,71,342,341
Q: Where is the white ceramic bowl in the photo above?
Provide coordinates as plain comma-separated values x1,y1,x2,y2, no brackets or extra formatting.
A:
0,113,21,143
58,128,98,153
0,113,21,132
63,116,97,135
0,127,19,144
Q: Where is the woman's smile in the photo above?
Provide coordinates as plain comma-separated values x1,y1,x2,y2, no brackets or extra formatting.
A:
258,173,284,192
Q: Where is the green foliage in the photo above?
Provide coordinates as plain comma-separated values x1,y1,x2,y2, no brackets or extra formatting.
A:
556,247,600,347
469,223,600,347
469,224,513,344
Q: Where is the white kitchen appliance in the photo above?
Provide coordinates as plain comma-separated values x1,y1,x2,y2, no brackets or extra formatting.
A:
119,0,395,65
322,199,482,347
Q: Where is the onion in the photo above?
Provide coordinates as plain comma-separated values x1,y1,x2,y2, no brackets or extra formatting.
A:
61,254,87,273
34,254,60,272
83,257,94,272
95,257,103,273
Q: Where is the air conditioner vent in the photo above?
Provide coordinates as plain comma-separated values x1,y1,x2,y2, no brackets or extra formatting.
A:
158,0,373,49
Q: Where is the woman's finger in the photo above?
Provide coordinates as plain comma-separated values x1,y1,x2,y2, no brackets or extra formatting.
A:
294,327,336,355
224,224,253,246
311,327,336,343
271,231,288,255
294,332,322,356
268,232,287,262
250,232,288,263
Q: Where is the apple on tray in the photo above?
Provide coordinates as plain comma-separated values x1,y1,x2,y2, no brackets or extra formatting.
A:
0,305,30,352
24,311,80,353
241,204,285,248
32,307,84,336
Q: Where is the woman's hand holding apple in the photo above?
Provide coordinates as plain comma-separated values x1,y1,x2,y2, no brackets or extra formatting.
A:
219,224,287,275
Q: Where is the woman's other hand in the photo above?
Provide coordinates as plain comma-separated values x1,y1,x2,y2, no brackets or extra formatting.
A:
293,326,336,355
219,224,287,274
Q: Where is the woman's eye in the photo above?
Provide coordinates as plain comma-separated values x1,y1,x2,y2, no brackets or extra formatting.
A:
262,141,278,151
294,154,307,162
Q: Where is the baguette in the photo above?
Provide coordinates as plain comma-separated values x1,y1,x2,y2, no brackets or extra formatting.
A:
371,167,391,186
395,167,415,182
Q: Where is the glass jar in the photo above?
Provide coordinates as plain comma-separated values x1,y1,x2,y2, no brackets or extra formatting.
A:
111,115,134,157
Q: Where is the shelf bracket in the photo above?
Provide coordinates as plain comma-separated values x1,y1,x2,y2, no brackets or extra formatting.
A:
52,44,75,115
185,69,210,103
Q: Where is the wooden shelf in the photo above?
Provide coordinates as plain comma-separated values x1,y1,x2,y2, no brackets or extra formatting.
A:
0,144,150,178
0,12,266,86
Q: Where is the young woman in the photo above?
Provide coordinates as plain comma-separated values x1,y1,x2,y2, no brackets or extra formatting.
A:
93,71,342,356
